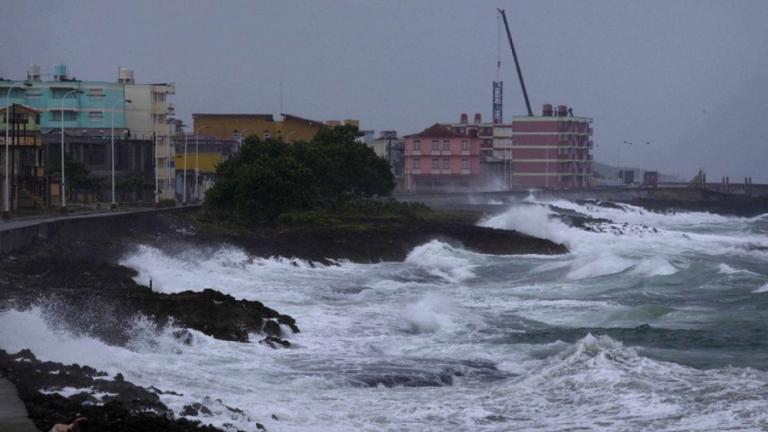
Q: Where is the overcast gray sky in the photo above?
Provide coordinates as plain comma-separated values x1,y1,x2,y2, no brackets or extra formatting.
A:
2,0,767,181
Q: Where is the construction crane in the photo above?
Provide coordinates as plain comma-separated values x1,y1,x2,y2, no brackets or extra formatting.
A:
498,9,533,117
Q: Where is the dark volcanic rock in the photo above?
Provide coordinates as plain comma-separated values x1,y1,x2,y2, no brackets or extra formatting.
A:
227,220,567,264
0,349,225,432
0,247,299,345
629,193,768,217
259,336,291,349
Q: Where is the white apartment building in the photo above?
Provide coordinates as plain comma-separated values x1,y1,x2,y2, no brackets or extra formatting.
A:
119,67,176,200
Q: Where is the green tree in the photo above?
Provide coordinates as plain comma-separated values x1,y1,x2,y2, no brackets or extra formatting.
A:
205,125,395,222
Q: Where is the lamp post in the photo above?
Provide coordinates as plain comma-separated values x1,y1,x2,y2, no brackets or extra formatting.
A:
153,119,159,207
60,89,84,213
3,81,32,220
166,118,173,202
152,108,173,208
110,98,131,210
173,122,188,205
183,130,189,205
194,125,211,202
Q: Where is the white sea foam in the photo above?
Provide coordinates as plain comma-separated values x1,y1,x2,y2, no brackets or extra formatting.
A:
3,197,768,431
400,292,455,333
404,239,477,282
566,252,634,279
632,256,679,277
718,263,758,276
753,283,768,294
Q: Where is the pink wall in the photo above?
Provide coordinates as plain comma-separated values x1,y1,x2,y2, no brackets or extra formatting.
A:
404,136,482,175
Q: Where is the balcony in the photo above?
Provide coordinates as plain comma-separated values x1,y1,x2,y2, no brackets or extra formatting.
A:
410,150,421,156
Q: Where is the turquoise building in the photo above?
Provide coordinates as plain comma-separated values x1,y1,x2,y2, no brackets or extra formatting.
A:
0,64,128,131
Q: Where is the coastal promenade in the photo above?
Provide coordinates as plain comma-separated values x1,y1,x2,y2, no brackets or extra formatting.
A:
0,377,38,432
0,205,201,255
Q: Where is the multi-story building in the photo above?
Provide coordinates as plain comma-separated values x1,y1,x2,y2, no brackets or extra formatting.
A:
192,113,325,143
0,65,128,130
120,67,176,200
172,135,237,202
501,104,593,189
442,113,495,156
403,124,482,192
367,130,405,179
0,104,45,211
0,64,171,206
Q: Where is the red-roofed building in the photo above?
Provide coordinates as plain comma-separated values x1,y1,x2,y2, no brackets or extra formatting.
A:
403,124,482,192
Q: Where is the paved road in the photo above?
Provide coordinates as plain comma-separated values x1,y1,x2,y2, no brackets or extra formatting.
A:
0,377,39,432
0,205,200,233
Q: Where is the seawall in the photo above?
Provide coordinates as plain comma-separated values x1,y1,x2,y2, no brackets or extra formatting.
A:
395,186,768,216
0,206,200,256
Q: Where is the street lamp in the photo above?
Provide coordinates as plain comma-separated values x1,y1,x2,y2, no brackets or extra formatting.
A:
194,125,211,202
165,118,175,202
60,88,84,213
152,108,173,208
172,122,188,205
183,130,189,205
2,81,32,220
111,98,131,210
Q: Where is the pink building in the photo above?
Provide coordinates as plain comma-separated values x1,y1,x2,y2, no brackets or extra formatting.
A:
403,124,482,192
498,104,593,189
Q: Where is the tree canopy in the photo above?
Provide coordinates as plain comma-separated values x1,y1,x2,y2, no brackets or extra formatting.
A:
205,125,395,222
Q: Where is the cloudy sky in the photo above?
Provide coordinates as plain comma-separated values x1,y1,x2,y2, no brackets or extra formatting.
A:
3,0,767,181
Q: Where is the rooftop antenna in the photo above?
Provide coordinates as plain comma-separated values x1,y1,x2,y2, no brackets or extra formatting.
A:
498,8,533,117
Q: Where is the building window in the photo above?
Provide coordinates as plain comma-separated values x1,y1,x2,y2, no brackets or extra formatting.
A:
153,92,167,103
26,89,42,99
432,158,439,169
87,88,105,98
412,158,420,169
443,158,450,169
88,111,103,121
461,140,469,150
432,140,439,151
413,139,420,151
442,140,450,150
461,158,470,169
50,111,77,121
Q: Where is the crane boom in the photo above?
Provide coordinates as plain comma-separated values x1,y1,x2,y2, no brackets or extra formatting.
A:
498,9,533,117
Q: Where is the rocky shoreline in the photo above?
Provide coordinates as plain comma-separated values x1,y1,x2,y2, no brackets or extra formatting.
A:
0,349,259,432
0,209,567,431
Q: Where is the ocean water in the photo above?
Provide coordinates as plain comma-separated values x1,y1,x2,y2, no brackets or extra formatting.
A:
2,198,768,431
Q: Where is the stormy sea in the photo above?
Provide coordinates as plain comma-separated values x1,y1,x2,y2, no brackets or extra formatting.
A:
2,197,768,431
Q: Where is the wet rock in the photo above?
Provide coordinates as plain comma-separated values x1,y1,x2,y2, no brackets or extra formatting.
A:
0,251,300,344
259,336,291,349
182,403,213,417
0,349,224,432
262,320,282,337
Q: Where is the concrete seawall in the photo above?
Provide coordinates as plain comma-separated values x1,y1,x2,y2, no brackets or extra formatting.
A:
0,206,200,256
395,186,768,213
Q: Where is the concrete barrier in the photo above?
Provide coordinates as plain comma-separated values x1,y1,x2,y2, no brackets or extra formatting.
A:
0,206,200,256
